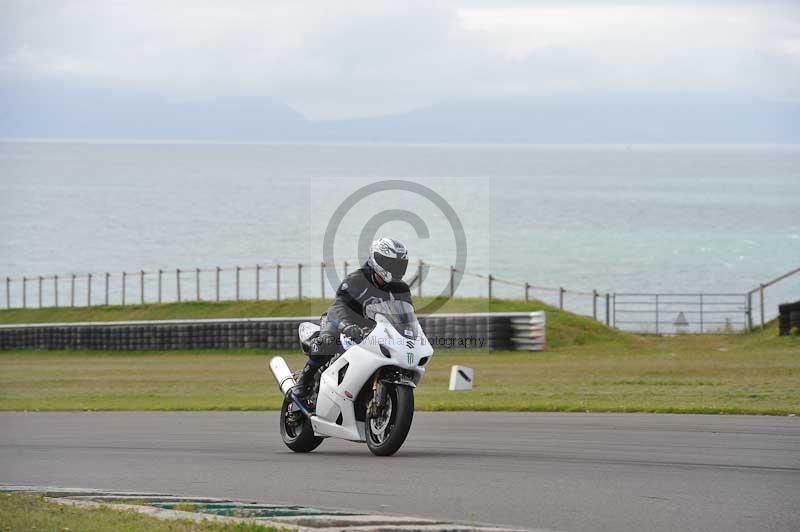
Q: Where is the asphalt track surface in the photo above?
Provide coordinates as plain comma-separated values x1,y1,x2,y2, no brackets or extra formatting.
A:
1,412,798,532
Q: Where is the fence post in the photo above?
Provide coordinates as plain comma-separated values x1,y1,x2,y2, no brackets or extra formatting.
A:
450,266,455,298
655,294,660,335
343,260,348,277
215,267,220,301
54,275,59,307
22,276,27,308
121,272,126,305
157,269,163,303
256,265,261,301
418,260,423,297
70,274,76,307
276,264,281,301
196,268,201,301
746,292,753,330
524,282,530,303
559,287,564,310
592,289,598,320
104,273,109,305
699,294,704,333
612,294,616,327
38,276,43,308
759,284,765,329
140,270,144,304
235,266,240,301
4,277,8,309
87,274,92,307
298,263,303,300
488,274,493,301
320,262,326,299
605,293,610,326
176,269,181,302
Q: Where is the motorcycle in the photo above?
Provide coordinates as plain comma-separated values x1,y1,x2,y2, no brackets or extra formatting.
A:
268,300,433,456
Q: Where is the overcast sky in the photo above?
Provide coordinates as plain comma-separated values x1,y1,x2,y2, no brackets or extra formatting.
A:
2,0,799,121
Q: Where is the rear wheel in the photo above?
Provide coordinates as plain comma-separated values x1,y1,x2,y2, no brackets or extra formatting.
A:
279,394,323,453
366,384,414,456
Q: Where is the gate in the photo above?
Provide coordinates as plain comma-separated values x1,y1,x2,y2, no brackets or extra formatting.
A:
612,293,749,334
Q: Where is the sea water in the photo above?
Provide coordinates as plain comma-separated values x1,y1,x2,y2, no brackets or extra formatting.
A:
1,141,798,320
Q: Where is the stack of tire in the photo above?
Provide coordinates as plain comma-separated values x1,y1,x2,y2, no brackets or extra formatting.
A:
416,315,513,350
778,300,800,336
0,314,520,351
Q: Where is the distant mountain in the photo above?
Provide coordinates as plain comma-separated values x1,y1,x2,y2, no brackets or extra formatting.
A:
0,83,309,141
311,94,800,143
1,85,798,143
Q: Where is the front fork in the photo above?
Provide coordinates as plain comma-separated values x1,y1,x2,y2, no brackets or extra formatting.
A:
367,373,389,418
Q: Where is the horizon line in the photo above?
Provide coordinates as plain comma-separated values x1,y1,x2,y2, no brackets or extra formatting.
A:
2,138,799,150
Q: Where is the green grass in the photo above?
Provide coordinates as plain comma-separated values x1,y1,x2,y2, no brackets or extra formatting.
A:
0,298,335,324
0,297,627,350
0,493,282,532
1,323,797,415
1,297,797,415
0,296,512,323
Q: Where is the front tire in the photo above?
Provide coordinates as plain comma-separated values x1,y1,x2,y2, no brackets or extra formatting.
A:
279,394,323,453
366,384,414,456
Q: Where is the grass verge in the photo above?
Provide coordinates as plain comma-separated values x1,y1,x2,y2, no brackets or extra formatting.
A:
0,493,282,531
0,297,628,349
1,324,797,415
0,297,515,324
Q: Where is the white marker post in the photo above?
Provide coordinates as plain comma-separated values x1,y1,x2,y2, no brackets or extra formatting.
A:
449,365,474,391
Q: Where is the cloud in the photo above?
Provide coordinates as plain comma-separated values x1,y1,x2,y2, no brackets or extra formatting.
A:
1,0,799,120
457,3,800,96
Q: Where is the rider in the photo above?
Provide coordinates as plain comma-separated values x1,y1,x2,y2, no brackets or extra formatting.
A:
292,237,413,400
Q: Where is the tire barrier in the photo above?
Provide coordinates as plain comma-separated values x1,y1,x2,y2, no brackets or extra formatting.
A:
0,312,545,352
778,300,800,336
509,311,546,350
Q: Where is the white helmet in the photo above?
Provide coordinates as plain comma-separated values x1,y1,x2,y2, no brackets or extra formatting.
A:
368,237,409,283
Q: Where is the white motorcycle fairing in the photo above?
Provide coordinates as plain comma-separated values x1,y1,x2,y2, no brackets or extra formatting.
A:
310,312,433,442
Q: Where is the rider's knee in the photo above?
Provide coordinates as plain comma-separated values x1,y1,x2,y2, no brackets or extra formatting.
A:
307,333,338,364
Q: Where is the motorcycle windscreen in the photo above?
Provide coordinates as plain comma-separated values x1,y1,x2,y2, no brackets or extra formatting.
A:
365,300,420,339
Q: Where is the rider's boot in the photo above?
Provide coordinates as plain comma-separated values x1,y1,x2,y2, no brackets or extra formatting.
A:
291,362,317,405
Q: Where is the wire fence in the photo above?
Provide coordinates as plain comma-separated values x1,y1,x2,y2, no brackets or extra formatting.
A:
1,260,613,323
2,262,797,334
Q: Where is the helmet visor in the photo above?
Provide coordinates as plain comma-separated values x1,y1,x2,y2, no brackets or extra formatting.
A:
375,254,408,279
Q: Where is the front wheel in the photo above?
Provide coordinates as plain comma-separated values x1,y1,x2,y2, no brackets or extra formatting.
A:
366,384,414,456
279,394,323,453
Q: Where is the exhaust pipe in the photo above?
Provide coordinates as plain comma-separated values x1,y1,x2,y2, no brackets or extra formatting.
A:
269,356,296,395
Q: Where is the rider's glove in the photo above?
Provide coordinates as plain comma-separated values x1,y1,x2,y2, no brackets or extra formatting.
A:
341,323,365,344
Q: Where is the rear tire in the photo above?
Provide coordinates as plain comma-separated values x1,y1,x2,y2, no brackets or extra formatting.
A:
366,384,414,457
279,394,323,453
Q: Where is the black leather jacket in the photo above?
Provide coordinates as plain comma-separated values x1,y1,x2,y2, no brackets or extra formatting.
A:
326,264,413,330
307,263,413,362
